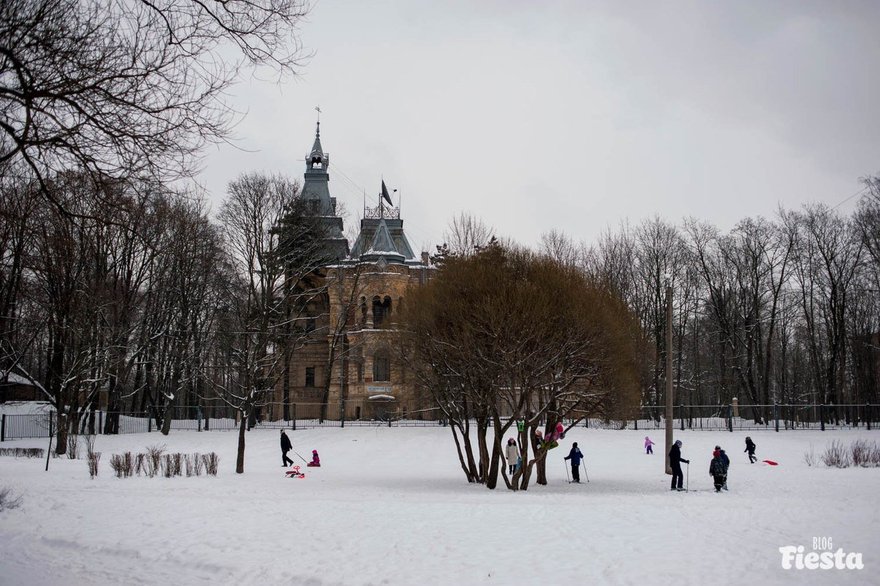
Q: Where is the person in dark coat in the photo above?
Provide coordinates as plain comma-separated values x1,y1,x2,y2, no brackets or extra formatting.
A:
668,439,690,491
280,429,293,467
744,436,757,463
716,445,730,490
564,442,585,483
709,449,727,492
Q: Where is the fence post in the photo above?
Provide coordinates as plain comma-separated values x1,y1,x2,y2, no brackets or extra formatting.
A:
727,404,733,432
98,411,103,435
148,415,152,433
679,404,684,431
292,403,296,431
774,403,779,432
867,404,872,431
1,414,4,442
340,400,346,428
45,415,53,471
820,404,825,431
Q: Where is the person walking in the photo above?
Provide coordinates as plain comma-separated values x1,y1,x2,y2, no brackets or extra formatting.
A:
644,436,655,454
710,448,727,492
280,429,293,467
564,442,585,483
505,438,519,475
744,437,757,463
668,439,689,491
716,445,730,490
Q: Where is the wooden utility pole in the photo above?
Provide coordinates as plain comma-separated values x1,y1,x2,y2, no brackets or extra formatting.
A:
665,284,674,475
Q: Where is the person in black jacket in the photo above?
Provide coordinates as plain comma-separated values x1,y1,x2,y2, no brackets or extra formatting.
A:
564,442,585,483
744,437,757,463
280,429,294,467
715,445,730,490
709,449,727,492
668,439,689,491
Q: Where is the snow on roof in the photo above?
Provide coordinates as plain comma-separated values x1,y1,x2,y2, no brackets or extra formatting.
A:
1,371,32,386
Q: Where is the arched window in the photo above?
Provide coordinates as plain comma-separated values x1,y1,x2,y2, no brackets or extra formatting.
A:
372,295,393,327
359,297,367,328
373,352,390,382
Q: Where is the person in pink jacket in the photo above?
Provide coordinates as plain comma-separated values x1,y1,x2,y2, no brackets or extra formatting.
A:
307,449,321,467
644,436,655,454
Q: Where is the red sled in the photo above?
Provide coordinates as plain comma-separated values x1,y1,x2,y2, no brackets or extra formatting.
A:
763,459,778,466
285,465,306,478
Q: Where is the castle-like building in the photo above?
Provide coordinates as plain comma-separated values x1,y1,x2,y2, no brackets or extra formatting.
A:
270,123,432,421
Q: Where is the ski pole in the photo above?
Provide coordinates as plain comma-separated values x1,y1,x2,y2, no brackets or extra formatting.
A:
292,449,309,464
685,461,690,492
563,459,570,483
582,461,590,483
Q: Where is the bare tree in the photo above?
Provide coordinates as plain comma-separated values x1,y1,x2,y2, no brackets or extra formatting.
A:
0,0,309,206
439,213,494,257
784,205,863,412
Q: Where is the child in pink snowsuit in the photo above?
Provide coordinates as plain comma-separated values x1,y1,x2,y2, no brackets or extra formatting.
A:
644,436,655,454
307,449,321,467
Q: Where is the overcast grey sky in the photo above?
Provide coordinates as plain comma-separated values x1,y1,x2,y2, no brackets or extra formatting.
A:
200,0,880,253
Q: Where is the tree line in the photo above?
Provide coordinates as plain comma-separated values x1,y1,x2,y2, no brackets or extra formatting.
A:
538,176,880,423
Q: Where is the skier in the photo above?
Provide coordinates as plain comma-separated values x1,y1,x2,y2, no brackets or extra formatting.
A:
505,438,519,475
744,437,757,463
668,439,690,491
710,449,727,492
644,436,655,455
307,449,321,467
716,445,730,490
280,429,293,467
564,442,585,483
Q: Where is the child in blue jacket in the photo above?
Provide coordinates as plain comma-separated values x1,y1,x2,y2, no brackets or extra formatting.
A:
564,442,585,483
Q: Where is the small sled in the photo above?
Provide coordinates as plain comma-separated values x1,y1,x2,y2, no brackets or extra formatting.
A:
285,465,306,478
762,459,778,466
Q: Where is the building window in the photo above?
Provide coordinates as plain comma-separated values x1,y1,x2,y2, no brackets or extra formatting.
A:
372,295,392,327
306,317,316,332
305,367,315,387
373,353,390,382
357,362,364,382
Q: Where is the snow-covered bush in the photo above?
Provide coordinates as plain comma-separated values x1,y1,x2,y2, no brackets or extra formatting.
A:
850,440,880,467
0,448,44,458
821,441,851,468
88,452,100,479
0,487,22,511
803,444,816,467
202,453,219,476
109,452,134,478
145,444,166,477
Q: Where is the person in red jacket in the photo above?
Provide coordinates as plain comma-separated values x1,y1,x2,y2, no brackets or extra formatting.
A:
307,449,321,467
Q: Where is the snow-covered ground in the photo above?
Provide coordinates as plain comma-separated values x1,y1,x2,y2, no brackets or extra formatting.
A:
0,423,877,585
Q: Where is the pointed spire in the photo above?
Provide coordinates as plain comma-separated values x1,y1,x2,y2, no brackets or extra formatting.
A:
309,121,324,164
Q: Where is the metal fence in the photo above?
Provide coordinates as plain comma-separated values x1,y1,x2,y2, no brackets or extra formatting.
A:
621,403,879,432
0,399,444,440
2,402,877,441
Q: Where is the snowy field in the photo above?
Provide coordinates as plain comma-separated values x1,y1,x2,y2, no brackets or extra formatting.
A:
0,424,877,586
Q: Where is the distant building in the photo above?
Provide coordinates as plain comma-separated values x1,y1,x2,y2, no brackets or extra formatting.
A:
270,123,433,421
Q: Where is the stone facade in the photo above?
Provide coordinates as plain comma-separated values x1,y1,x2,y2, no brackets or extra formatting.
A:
269,124,432,421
